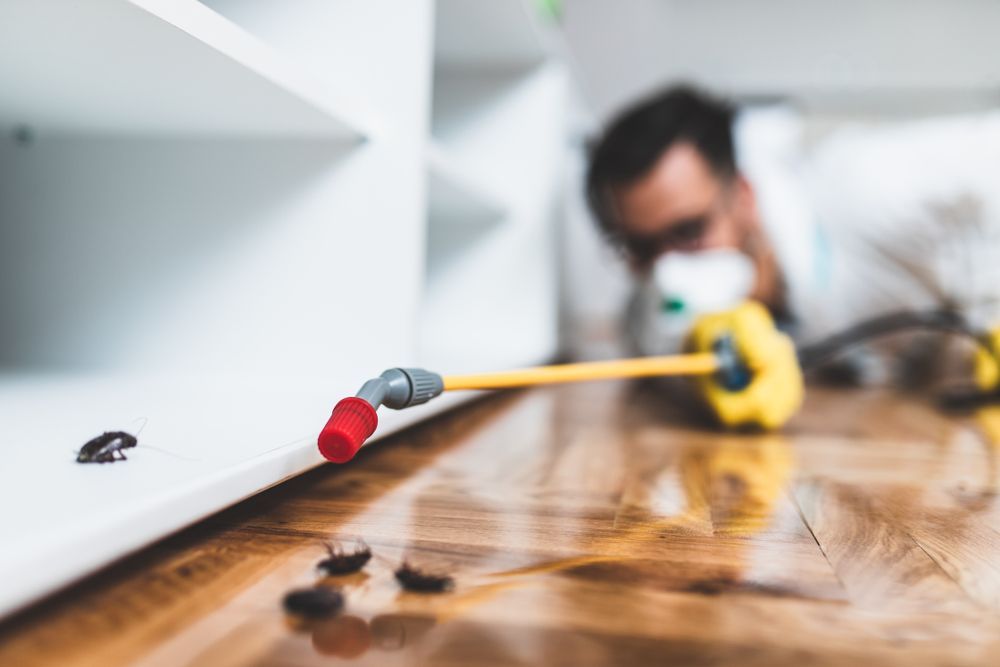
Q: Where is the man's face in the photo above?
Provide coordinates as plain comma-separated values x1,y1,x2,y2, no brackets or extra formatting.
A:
611,142,779,306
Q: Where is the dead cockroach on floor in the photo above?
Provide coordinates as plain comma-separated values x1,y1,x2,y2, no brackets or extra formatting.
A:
317,540,372,576
394,562,454,593
282,586,344,618
76,431,138,464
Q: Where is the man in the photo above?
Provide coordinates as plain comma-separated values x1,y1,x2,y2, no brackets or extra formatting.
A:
585,85,1000,425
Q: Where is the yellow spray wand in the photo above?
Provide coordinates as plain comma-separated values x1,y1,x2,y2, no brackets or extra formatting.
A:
441,352,719,390
318,350,729,463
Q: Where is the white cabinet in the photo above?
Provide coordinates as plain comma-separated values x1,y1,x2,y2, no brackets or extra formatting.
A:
0,0,569,616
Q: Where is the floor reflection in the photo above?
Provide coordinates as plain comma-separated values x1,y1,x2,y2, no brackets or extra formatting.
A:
300,612,437,659
282,383,807,663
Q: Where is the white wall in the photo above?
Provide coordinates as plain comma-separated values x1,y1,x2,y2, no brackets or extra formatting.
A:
563,0,1000,120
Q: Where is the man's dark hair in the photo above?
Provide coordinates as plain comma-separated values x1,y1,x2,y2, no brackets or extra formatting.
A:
585,85,737,236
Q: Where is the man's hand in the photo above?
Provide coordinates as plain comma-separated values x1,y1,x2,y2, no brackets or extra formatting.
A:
974,327,1000,391
685,301,804,429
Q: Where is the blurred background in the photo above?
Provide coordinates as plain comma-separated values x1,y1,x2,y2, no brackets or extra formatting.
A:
558,0,1000,354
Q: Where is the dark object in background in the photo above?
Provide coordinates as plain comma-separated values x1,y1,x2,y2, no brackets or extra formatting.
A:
76,431,138,463
797,309,985,372
937,386,1000,412
394,562,454,593
282,586,345,618
318,541,372,576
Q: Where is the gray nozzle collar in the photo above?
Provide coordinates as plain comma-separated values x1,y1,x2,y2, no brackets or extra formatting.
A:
355,368,444,410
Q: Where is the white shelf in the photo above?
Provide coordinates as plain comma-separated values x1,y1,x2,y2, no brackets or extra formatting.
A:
0,0,569,622
0,0,368,138
434,0,554,68
426,140,507,225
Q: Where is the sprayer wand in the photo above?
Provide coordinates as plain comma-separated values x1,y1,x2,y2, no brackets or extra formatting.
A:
318,339,746,463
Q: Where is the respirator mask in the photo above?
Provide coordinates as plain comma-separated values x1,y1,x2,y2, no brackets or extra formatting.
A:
628,248,756,355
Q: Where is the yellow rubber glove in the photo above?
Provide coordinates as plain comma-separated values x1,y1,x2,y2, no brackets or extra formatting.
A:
685,301,804,430
974,327,1000,391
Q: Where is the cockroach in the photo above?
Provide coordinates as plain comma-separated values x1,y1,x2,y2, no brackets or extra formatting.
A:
394,562,454,593
76,431,137,463
282,586,344,618
317,541,372,576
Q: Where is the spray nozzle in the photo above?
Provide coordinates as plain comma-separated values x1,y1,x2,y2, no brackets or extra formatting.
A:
318,368,444,463
318,397,378,463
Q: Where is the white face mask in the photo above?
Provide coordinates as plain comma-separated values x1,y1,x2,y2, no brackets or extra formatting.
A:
628,248,758,356
653,248,756,315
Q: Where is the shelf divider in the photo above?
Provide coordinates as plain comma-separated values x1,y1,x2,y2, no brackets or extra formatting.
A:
427,140,508,226
0,0,371,138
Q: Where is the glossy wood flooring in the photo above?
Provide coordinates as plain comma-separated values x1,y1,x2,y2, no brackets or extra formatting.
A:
4,381,1000,666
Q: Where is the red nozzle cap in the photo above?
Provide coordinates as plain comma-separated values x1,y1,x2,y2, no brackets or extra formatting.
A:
318,397,378,463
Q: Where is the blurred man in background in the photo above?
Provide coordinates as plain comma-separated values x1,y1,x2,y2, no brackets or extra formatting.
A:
585,85,1000,386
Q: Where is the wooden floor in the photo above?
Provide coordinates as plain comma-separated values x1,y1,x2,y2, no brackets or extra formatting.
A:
4,380,1000,666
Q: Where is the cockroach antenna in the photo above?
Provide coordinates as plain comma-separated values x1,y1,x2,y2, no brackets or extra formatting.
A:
394,561,454,593
132,418,201,462
132,416,149,438
317,540,372,576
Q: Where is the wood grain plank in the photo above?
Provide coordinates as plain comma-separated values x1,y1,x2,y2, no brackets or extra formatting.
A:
793,478,979,614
